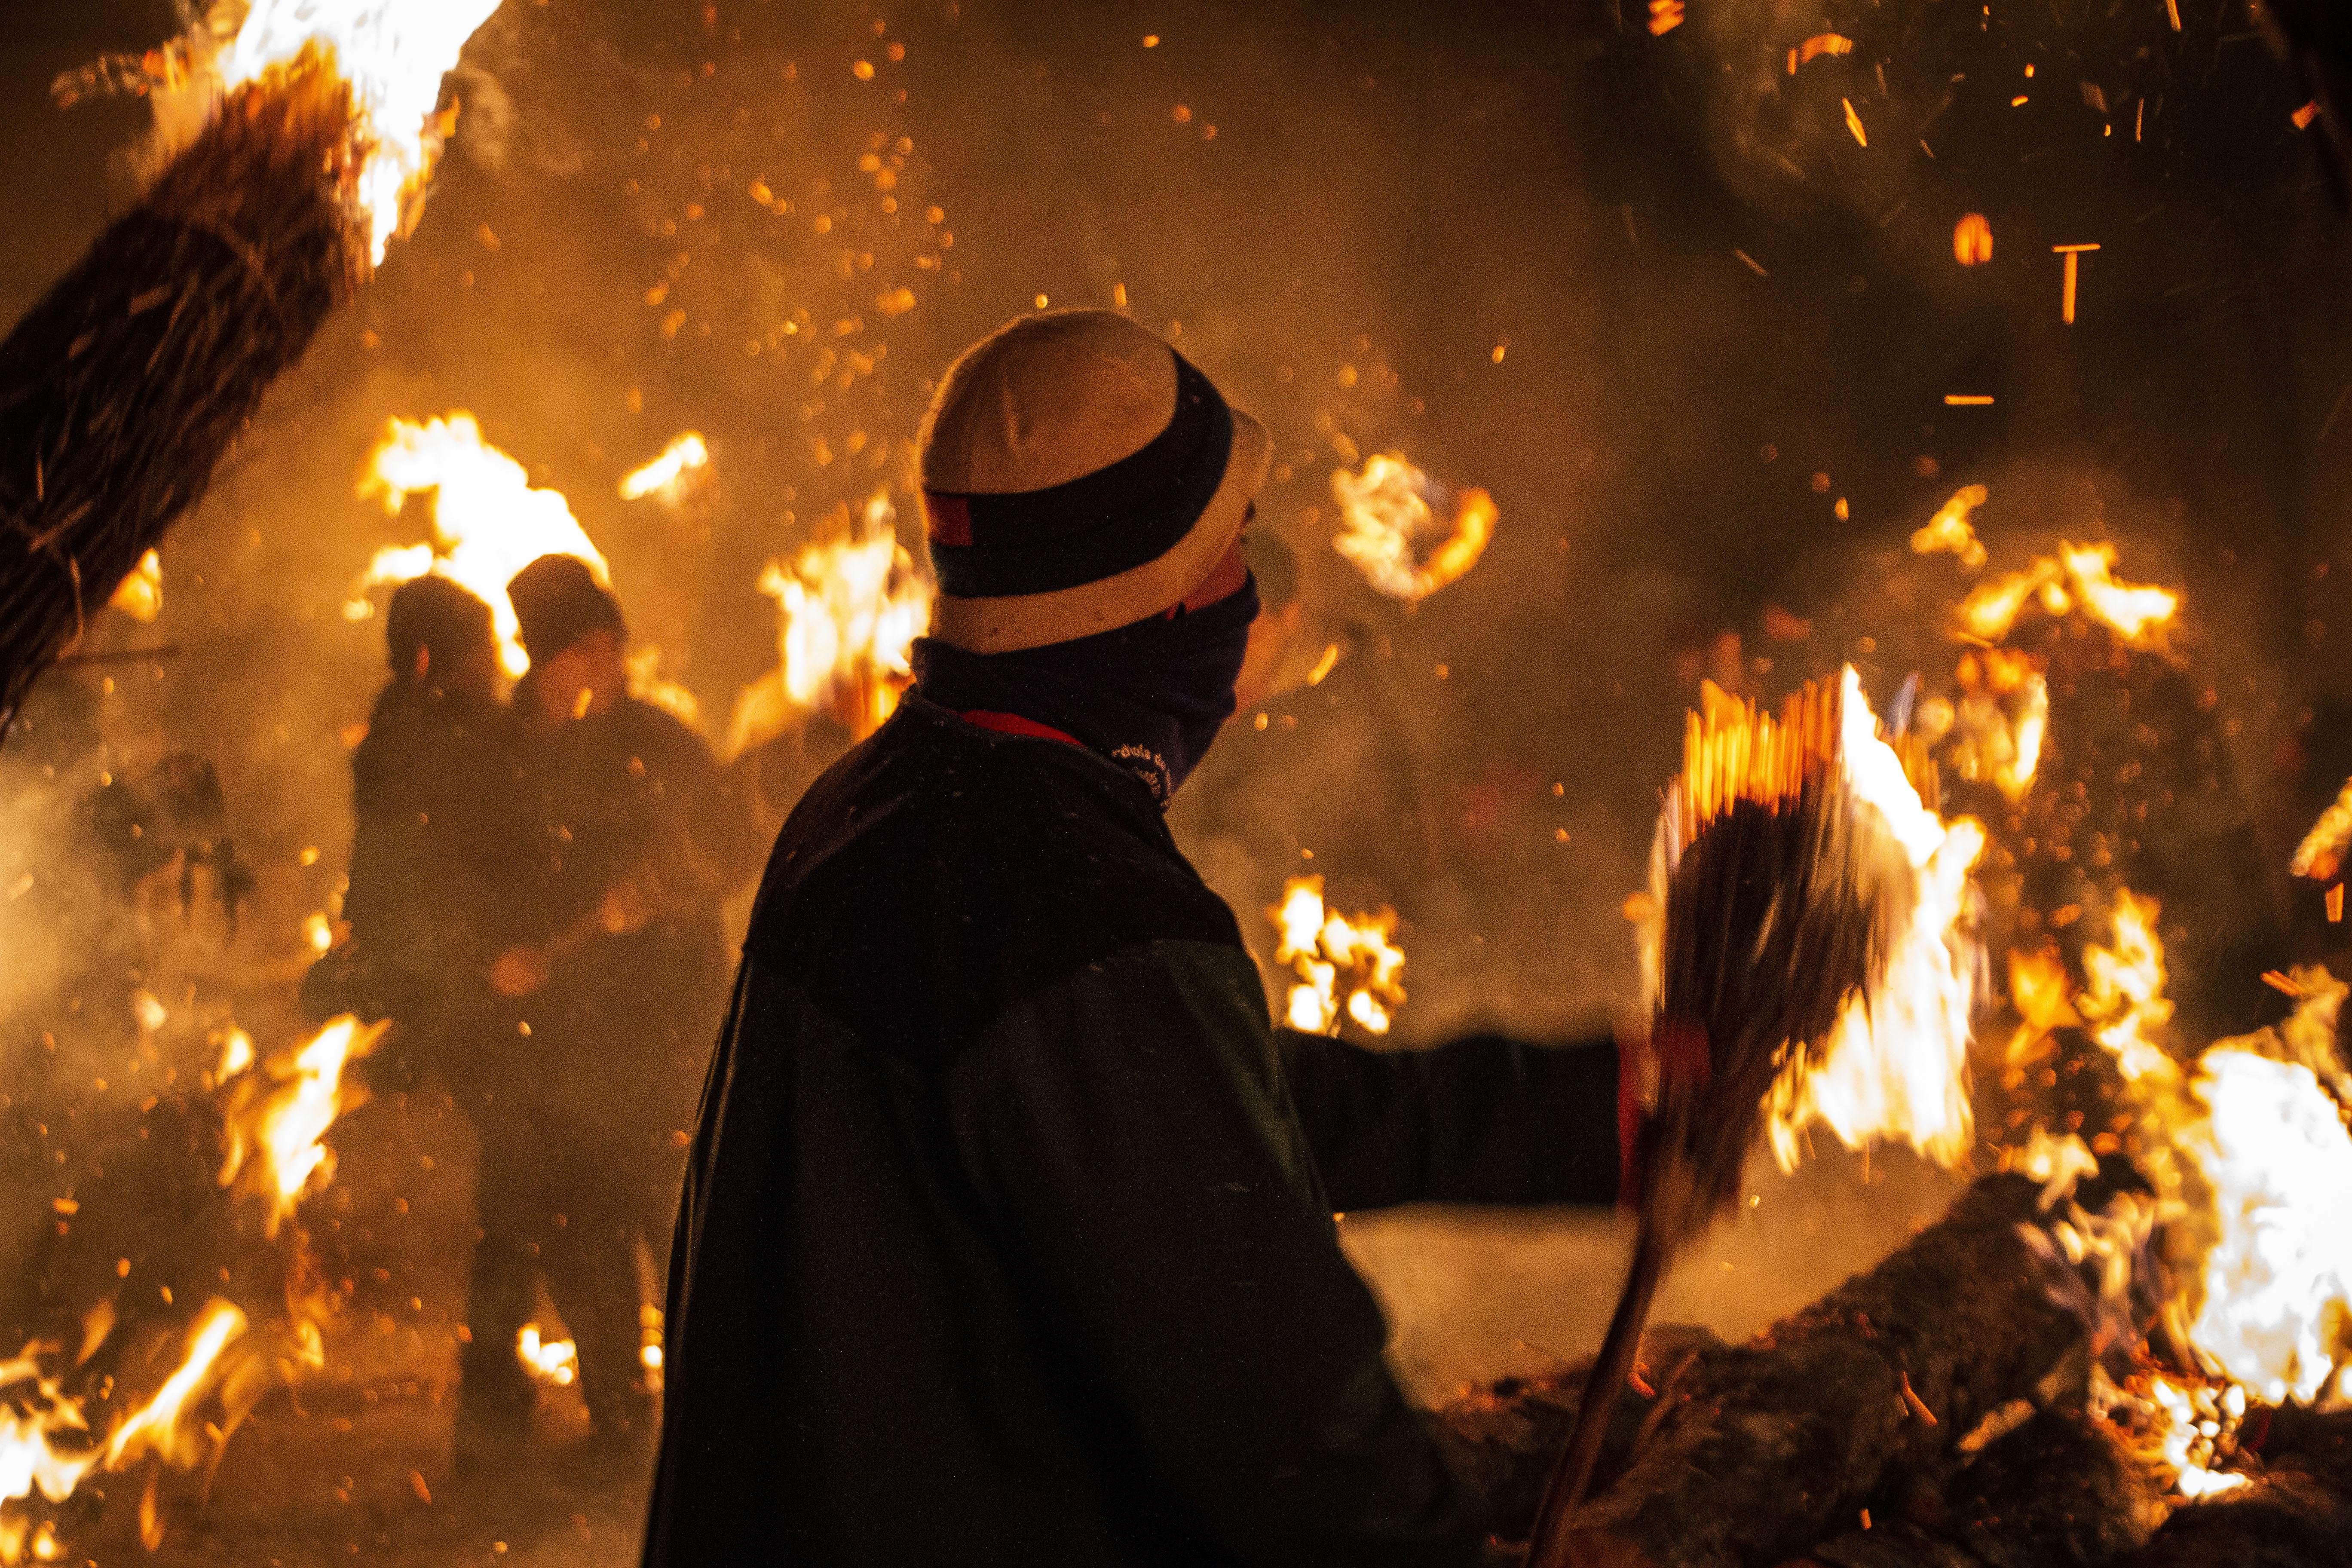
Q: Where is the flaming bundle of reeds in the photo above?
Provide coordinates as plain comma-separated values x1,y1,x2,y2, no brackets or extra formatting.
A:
1531,671,1941,1565
0,56,363,731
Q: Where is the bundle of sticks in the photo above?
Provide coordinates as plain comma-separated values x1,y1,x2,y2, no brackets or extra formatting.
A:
1531,671,1949,1562
0,50,369,732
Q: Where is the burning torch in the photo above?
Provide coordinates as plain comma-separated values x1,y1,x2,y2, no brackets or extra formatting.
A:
1529,668,1984,1566
0,0,502,734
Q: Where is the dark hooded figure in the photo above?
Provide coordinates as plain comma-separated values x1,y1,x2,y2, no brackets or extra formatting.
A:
463,554,757,1469
641,310,1626,1567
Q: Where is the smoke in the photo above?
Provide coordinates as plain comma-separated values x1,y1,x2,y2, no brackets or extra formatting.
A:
0,0,2344,1517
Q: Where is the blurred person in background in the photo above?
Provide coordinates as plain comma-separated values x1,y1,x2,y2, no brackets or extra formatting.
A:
300,574,543,1468
306,574,515,1069
642,310,1626,1567
469,553,761,1471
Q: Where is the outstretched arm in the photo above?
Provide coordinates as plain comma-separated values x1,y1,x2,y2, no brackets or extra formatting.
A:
1277,1028,1623,1212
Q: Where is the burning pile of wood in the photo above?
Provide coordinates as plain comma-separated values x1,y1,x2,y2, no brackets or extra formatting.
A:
1443,1162,2352,1566
1450,511,2352,1568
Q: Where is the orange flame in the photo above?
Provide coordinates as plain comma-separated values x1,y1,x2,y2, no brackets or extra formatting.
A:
102,1302,247,1473
1269,876,1407,1036
349,412,610,678
220,1,503,263
1958,539,2178,649
2045,899,2352,1476
2290,775,2352,883
727,490,933,752
216,1015,385,1240
106,550,164,624
1910,485,1990,569
618,432,710,504
1329,454,1497,604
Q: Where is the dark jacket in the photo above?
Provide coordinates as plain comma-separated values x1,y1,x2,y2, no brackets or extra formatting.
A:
506,689,753,1143
640,697,1620,1568
309,680,519,1041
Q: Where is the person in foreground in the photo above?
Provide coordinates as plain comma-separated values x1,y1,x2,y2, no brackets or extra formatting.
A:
640,309,1625,1566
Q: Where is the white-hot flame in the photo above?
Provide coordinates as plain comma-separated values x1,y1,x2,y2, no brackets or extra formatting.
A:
220,0,504,263
515,1324,577,1388
1269,876,1406,1036
349,412,609,677
618,432,710,504
1764,669,1985,1170
1329,454,1497,603
0,1357,96,1544
2183,1048,2352,1406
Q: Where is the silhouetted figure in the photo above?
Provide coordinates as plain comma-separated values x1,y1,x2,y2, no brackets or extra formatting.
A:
307,575,516,1057
466,554,750,1468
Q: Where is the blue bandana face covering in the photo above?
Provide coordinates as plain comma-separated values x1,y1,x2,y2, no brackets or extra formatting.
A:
910,571,1261,808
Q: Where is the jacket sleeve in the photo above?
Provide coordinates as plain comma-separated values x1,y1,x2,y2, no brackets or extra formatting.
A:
946,939,1487,1568
1277,1028,1622,1212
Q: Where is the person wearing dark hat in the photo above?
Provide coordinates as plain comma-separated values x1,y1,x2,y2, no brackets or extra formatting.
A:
641,310,1625,1566
463,552,758,1470
308,573,515,1035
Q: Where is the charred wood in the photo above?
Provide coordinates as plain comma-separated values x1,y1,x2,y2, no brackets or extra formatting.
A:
1558,1167,2158,1568
1799,1406,2163,1568
1435,1326,1726,1544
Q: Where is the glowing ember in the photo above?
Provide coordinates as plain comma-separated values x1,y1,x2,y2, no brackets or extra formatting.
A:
618,431,710,504
1957,540,2178,649
349,412,609,677
1786,33,1854,73
727,490,933,753
2289,774,2352,882
1760,668,1985,1171
1910,485,1989,569
515,1324,578,1389
106,549,164,623
1269,875,1407,1036
1329,453,1497,604
1953,214,1995,267
220,0,504,263
2142,1372,2251,1498
217,1014,386,1239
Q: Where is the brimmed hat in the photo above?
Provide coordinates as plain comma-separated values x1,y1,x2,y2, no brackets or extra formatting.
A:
918,309,1271,653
